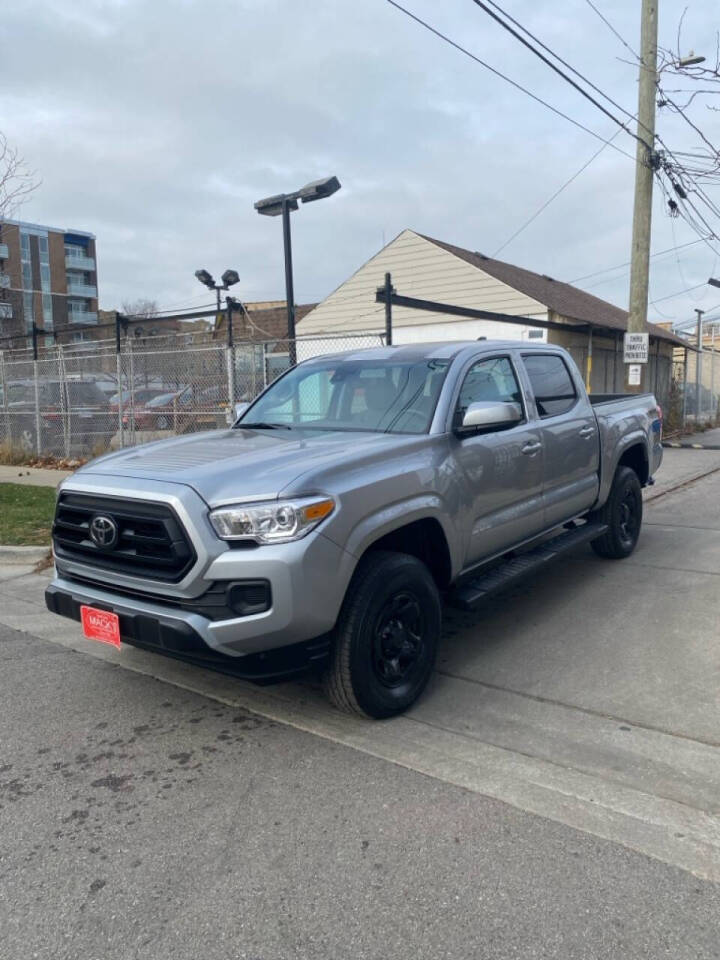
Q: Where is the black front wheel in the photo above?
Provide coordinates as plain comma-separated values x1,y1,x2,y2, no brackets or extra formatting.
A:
590,465,643,559
323,551,441,719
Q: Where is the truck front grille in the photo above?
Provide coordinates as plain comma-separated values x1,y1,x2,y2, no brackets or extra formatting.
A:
52,492,196,583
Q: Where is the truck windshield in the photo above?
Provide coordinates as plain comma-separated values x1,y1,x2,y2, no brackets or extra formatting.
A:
237,358,451,434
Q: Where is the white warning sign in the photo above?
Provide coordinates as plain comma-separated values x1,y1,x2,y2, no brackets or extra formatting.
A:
628,364,642,386
624,332,649,364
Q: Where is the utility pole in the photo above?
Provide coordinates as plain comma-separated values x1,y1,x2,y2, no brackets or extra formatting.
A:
626,0,659,392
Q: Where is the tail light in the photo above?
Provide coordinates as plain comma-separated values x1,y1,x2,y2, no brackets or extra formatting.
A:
656,404,663,440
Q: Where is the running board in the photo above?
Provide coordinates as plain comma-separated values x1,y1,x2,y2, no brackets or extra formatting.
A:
449,522,608,611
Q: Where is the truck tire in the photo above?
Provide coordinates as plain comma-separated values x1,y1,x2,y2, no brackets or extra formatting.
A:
323,550,441,719
590,465,643,559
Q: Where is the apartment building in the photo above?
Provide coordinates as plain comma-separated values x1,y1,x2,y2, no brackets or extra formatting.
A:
0,218,98,344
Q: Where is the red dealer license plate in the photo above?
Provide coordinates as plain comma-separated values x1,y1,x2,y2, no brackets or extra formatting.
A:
80,605,122,649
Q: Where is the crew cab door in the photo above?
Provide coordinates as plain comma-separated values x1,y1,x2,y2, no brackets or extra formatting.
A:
449,354,545,566
519,351,600,526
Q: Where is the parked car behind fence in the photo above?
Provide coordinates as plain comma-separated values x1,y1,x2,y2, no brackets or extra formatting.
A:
1,378,114,457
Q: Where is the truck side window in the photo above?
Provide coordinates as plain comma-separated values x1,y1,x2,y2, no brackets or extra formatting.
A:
522,354,577,417
455,357,523,424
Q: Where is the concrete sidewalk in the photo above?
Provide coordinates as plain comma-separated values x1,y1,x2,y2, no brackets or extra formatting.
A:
665,426,720,450
1,469,719,883
0,464,73,487
645,445,720,499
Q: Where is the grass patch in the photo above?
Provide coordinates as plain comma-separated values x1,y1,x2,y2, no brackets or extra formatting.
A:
0,483,56,546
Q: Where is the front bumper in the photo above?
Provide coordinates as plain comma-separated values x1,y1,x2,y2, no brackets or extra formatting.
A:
45,577,332,683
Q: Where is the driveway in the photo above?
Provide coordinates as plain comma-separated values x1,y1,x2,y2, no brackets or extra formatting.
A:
2,461,720,957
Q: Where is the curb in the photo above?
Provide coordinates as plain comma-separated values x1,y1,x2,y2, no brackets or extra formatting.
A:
645,462,720,502
0,545,51,565
663,441,720,450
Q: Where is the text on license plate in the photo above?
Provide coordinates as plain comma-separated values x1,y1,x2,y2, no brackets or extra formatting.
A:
80,605,121,649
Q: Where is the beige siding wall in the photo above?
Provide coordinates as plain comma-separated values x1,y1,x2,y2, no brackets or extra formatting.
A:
298,229,548,337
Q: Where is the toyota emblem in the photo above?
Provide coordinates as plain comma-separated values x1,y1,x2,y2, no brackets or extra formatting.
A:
90,514,119,549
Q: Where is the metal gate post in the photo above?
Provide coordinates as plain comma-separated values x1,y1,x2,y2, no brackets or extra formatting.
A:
226,345,236,424
712,325,716,423
0,351,9,447
682,348,689,428
116,314,124,448
32,359,41,456
225,297,236,423
383,272,393,346
57,344,70,458
128,340,136,444
613,333,619,392
31,324,42,456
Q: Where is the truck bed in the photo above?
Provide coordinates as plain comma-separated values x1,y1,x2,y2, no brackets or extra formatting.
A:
588,393,656,406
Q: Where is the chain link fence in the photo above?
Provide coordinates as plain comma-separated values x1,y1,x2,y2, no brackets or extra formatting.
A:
680,345,720,427
2,327,716,460
0,331,385,459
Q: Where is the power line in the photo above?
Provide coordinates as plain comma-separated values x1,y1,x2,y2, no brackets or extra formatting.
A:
582,0,640,61
669,213,715,304
493,128,623,256
570,238,706,283
384,0,637,161
478,0,652,142
650,281,707,304
470,0,652,150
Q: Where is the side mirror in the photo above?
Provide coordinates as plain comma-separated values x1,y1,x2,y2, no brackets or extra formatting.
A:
456,400,523,435
233,401,249,420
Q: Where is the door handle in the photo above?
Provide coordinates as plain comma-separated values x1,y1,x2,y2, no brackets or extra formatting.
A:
521,441,542,455
579,426,595,438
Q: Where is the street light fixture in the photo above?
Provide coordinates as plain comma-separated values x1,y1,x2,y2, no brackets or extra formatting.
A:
194,267,240,313
255,176,341,364
678,52,706,67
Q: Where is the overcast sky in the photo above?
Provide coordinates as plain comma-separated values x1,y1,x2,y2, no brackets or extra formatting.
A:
2,0,719,328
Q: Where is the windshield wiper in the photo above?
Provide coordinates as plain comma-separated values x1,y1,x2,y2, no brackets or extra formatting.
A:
236,421,292,430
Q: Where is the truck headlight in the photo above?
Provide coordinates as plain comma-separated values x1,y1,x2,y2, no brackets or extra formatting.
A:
209,497,335,544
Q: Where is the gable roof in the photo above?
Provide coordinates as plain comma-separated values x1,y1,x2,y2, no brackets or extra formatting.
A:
214,302,317,342
420,233,689,348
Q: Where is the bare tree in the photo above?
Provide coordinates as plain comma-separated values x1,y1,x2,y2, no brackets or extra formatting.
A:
121,298,160,319
0,131,40,221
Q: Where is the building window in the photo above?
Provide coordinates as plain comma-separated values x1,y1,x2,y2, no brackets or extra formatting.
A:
42,294,53,327
0,303,12,319
20,232,31,255
23,291,34,326
527,330,544,340
65,244,85,260
38,236,49,256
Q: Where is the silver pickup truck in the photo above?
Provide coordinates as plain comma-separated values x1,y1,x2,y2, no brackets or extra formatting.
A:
46,341,663,718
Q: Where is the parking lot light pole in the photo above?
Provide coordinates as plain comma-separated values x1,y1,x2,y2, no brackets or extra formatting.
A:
255,176,341,367
194,268,240,319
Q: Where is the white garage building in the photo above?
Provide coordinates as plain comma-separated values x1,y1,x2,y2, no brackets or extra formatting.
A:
295,228,685,404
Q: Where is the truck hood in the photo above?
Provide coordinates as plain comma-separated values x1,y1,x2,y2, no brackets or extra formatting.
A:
79,427,418,506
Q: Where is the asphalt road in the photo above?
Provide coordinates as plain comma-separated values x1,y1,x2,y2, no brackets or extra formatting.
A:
1,622,719,960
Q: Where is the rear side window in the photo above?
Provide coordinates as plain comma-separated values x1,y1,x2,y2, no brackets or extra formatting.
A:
522,354,577,417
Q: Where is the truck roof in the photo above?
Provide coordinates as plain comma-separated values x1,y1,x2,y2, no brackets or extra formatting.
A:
302,340,554,364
